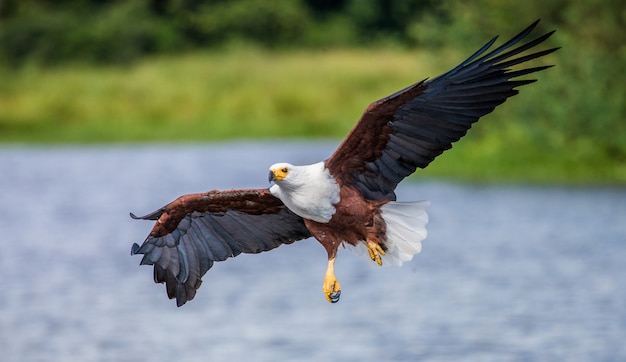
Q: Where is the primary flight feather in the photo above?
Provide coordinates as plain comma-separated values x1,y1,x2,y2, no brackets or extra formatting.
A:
131,20,558,306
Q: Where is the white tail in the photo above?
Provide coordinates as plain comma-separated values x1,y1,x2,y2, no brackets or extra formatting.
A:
346,200,430,266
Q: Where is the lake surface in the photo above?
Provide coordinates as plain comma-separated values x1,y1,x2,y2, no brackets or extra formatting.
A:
1,142,625,362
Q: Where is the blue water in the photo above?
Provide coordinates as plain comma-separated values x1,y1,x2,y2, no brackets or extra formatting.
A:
1,142,625,361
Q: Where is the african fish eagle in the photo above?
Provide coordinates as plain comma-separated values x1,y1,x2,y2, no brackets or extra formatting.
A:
131,20,558,306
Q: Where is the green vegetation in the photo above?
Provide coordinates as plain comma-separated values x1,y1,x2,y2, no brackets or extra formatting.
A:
0,0,438,66
0,49,427,142
0,0,624,184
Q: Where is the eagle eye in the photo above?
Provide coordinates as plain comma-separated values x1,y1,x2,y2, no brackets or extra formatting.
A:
281,167,289,173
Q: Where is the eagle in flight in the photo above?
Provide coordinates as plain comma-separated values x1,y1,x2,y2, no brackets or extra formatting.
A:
131,20,558,306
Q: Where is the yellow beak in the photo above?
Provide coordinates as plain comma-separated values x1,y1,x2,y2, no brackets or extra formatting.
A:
269,168,287,182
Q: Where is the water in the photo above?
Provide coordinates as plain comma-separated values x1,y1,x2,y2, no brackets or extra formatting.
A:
1,142,624,361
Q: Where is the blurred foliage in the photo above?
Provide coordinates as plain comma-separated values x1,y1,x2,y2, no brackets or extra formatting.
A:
0,0,440,65
0,0,624,182
433,0,626,172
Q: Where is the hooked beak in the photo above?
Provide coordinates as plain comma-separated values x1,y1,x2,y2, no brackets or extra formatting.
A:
268,170,276,183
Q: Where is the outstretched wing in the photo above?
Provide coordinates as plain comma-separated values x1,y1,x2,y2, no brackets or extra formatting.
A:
131,189,311,306
326,20,559,200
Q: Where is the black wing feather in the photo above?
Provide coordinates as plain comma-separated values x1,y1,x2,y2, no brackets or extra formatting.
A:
131,189,311,306
326,20,559,200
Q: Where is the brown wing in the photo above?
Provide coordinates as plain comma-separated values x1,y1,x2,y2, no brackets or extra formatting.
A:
326,20,559,200
130,189,311,306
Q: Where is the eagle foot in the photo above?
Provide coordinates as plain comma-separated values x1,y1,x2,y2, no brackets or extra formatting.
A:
323,257,341,303
324,280,341,303
367,240,385,266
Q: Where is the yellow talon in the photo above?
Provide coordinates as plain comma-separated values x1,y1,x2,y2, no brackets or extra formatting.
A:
367,240,385,266
322,257,341,303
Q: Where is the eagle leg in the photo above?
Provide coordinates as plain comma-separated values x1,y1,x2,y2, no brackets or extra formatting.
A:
366,240,385,266
322,257,341,303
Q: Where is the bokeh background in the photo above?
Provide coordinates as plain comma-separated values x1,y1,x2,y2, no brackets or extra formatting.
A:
0,0,624,182
1,1,625,361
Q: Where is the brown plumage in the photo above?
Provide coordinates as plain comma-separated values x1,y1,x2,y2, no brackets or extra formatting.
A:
131,190,310,305
131,20,558,306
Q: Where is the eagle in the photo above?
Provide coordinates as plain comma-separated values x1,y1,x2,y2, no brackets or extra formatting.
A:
131,20,558,306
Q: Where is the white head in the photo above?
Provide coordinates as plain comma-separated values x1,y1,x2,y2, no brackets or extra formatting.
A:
268,162,307,191
268,162,293,182
268,161,340,223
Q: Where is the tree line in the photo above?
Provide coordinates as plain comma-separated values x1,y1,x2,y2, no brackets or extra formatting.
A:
0,0,442,66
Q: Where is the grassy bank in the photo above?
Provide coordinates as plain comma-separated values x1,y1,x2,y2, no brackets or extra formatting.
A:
1,49,434,142
0,48,623,184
